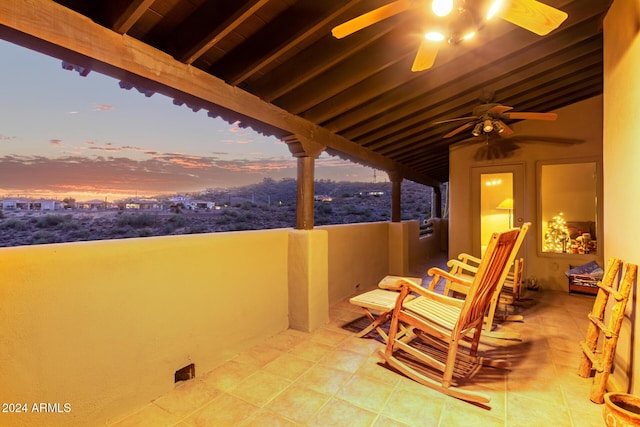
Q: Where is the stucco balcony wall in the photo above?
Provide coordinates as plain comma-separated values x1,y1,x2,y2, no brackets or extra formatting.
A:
0,220,427,426
0,230,291,426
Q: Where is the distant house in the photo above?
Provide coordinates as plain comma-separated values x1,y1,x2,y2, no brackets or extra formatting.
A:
0,198,63,211
185,200,215,210
77,199,110,210
1,198,30,210
118,199,163,210
31,199,64,211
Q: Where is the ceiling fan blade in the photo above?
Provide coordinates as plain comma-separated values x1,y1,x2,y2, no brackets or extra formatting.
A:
433,116,479,125
500,0,568,36
411,38,440,72
496,120,514,137
332,0,410,39
487,105,513,115
443,121,475,138
503,112,558,120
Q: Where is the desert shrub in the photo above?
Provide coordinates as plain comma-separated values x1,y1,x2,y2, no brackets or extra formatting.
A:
36,214,69,228
69,230,91,240
138,227,153,237
59,220,80,231
31,230,55,244
187,223,208,234
168,214,187,227
116,213,156,228
0,218,29,231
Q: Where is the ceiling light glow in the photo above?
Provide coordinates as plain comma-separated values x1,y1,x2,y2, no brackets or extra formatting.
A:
432,0,453,17
462,31,475,40
487,0,503,20
425,31,446,41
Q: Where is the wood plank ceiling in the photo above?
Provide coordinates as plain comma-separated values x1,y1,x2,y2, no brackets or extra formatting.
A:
1,0,612,186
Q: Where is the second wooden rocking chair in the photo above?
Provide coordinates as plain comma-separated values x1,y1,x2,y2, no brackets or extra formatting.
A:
378,228,520,405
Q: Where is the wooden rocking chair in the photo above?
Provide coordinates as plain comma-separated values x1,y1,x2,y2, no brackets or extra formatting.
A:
378,228,520,405
436,223,530,340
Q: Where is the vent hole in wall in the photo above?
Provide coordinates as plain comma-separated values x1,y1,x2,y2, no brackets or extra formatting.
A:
174,364,195,383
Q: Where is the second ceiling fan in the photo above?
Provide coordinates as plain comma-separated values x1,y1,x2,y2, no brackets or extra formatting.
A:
331,0,569,71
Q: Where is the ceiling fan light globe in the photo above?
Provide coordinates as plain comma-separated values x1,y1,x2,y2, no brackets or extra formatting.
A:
425,31,445,41
431,0,453,17
483,119,493,133
472,123,483,136
494,121,505,133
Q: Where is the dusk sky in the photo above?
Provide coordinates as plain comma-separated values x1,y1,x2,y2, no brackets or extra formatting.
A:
0,39,380,202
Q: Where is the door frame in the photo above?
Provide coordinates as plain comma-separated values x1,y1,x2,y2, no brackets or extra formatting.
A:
470,163,525,255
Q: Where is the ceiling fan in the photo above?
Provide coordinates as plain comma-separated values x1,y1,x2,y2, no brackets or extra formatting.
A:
331,0,568,71
434,103,558,138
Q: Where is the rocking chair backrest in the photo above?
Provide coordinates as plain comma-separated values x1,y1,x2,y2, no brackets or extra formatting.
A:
456,229,520,332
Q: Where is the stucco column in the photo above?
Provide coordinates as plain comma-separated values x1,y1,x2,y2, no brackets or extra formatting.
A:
283,134,329,332
284,135,325,230
388,170,403,222
288,229,329,332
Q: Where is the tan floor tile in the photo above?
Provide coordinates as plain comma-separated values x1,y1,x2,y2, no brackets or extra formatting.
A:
507,375,565,405
439,399,505,427
186,393,258,427
307,397,377,427
443,387,507,422
201,359,258,392
336,373,395,412
372,415,413,427
355,356,402,386
506,393,572,427
109,403,179,427
239,408,298,427
319,348,369,373
340,335,385,356
380,379,447,427
310,328,350,347
233,343,284,367
296,364,353,395
288,340,334,362
152,378,220,419
263,352,315,381
229,370,292,407
267,329,311,351
265,383,331,424
567,406,605,427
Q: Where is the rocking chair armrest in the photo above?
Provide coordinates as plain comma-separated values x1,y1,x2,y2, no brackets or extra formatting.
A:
458,252,482,265
379,277,423,292
427,267,474,288
404,278,466,308
446,259,479,275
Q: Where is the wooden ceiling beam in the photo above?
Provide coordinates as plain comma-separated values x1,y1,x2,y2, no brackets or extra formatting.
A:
0,0,440,188
212,0,360,86
173,0,270,65
108,0,155,34
274,30,417,115
250,13,412,103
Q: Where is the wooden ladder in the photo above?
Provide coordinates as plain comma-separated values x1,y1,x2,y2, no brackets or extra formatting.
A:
578,258,637,403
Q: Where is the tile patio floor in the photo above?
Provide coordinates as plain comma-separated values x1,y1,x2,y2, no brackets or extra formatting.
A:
110,267,606,427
